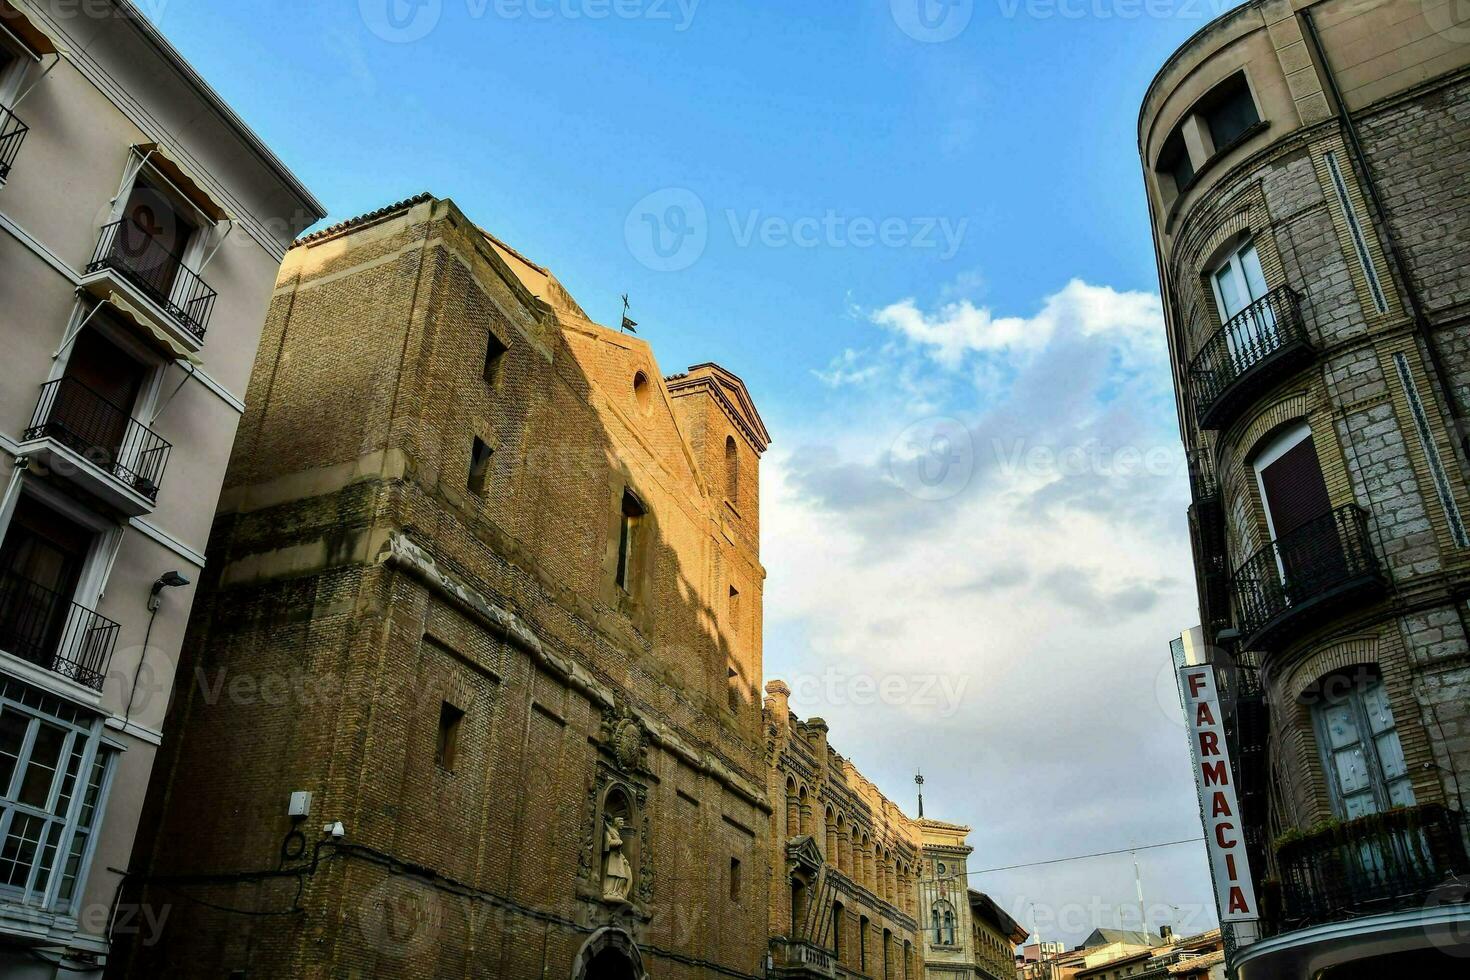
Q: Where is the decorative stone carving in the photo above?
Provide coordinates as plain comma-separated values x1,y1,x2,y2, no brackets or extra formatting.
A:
602,817,633,902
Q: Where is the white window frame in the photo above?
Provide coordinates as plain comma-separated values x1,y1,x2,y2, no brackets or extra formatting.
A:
0,677,115,916
1208,239,1269,326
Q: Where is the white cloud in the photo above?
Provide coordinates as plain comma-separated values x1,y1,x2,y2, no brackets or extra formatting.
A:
762,278,1216,947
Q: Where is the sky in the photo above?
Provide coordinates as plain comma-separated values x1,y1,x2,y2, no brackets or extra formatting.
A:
138,0,1250,949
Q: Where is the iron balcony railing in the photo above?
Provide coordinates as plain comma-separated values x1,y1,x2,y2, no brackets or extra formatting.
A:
1189,286,1310,429
26,377,171,502
1277,804,1470,929
86,218,216,342
0,570,119,691
1230,504,1380,648
1186,448,1218,503
0,104,28,183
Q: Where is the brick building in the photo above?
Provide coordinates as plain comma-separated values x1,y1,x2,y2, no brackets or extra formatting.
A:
119,194,774,978
1139,0,1470,976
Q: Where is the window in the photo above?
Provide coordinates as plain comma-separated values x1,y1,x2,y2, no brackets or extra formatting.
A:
435,701,464,771
728,585,741,630
1210,239,1271,329
832,901,844,959
724,435,739,505
0,497,95,672
119,179,197,291
1311,671,1415,818
931,899,957,945
859,915,869,970
727,666,741,713
1157,129,1194,194
729,856,741,901
615,489,645,592
483,331,508,385
468,437,493,495
0,677,113,913
1201,72,1260,150
1252,423,1336,581
632,371,652,415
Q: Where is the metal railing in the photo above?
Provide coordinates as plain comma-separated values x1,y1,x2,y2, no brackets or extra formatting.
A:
1278,805,1469,929
0,104,28,183
0,570,119,691
86,218,216,341
1230,504,1379,643
26,377,171,502
1187,448,1217,502
1189,286,1309,425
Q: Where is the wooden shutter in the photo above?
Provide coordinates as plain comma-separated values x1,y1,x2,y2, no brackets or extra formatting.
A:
1260,436,1331,536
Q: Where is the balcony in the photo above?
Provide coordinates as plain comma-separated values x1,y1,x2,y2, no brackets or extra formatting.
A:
0,104,28,184
83,219,216,349
1230,504,1382,652
0,570,119,692
1189,286,1313,431
20,377,171,516
770,938,835,978
1276,804,1469,931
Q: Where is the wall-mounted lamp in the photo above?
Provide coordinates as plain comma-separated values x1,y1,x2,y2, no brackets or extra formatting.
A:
148,570,191,611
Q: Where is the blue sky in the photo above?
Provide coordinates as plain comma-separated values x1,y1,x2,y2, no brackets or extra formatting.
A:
145,0,1250,949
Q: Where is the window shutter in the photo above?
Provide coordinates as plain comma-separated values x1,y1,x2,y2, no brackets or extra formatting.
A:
1260,436,1331,536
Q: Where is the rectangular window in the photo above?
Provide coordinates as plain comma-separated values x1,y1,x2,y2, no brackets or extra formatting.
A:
1312,674,1415,818
1157,130,1194,194
468,437,493,495
435,702,464,771
729,856,741,901
0,677,111,913
483,331,509,385
1202,72,1260,150
615,490,645,592
727,667,741,713
728,585,741,629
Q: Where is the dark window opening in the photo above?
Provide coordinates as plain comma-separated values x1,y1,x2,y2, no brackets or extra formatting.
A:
860,916,869,970
1157,129,1194,194
724,434,739,505
483,331,508,385
435,701,464,771
1202,71,1260,151
729,857,742,901
616,489,645,592
728,585,741,629
0,497,93,667
727,666,741,712
469,437,493,495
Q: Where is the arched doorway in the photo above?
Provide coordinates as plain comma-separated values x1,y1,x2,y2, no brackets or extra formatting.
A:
573,927,646,980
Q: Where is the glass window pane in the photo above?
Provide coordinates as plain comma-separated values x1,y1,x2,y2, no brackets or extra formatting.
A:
18,723,66,807
56,829,88,908
1238,244,1268,302
1323,703,1361,750
1215,265,1244,320
0,712,28,796
0,812,44,887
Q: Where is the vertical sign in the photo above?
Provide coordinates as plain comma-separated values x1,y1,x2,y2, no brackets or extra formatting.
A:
1178,665,1259,921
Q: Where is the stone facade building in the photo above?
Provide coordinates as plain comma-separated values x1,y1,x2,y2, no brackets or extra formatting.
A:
119,194,773,979
0,2,322,976
765,680,923,978
1139,1,1470,976
964,891,1027,980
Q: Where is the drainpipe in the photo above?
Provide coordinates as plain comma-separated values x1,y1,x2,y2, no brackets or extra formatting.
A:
1300,9,1470,467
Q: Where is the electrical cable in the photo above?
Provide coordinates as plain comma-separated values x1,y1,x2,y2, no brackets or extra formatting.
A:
965,837,1207,877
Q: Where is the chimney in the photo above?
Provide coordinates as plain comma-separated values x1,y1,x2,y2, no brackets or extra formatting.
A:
1159,926,1173,943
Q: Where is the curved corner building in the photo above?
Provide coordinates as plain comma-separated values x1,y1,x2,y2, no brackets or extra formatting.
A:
1139,1,1470,977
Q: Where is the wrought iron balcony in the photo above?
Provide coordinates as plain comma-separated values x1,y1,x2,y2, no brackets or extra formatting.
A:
1277,804,1470,930
25,377,171,504
1230,504,1381,652
87,219,216,342
1189,286,1313,430
1186,448,1218,503
0,570,119,691
0,104,28,183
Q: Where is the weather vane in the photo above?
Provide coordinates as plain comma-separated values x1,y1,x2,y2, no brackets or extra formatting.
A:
916,769,925,818
620,294,638,334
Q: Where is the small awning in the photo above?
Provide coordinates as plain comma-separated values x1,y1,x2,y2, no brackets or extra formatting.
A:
0,1,67,59
133,142,232,223
100,290,203,365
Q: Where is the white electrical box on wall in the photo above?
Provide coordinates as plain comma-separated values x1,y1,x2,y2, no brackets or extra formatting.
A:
288,791,312,818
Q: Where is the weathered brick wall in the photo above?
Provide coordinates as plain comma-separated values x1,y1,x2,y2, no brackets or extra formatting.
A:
122,197,773,979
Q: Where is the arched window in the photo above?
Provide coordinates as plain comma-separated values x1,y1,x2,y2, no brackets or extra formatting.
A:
931,900,956,945
724,435,739,505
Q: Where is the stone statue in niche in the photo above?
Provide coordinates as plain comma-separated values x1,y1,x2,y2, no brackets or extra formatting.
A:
602,817,633,902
